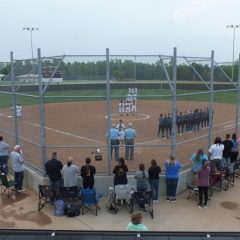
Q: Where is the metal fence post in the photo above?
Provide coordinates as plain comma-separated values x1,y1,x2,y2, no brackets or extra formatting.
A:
236,54,240,134
10,52,19,145
106,48,112,173
171,47,177,157
208,50,214,148
134,55,137,80
37,48,47,174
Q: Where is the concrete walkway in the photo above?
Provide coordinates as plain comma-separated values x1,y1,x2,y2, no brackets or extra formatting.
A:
0,178,240,231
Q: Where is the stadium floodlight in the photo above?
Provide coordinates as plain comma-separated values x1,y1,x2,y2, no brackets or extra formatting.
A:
226,25,240,80
22,27,39,60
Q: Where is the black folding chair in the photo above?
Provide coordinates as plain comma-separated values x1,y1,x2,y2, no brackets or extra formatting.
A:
186,183,199,201
222,163,235,191
38,185,55,212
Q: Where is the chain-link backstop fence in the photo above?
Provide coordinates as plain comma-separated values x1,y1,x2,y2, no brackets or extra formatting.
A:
0,48,239,175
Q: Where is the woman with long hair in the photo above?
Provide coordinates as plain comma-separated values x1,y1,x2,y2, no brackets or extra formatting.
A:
191,148,208,185
113,157,128,186
80,157,96,189
148,159,161,203
134,163,150,192
165,154,181,202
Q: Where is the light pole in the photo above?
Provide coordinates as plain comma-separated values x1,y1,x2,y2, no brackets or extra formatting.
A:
22,27,39,59
226,25,240,81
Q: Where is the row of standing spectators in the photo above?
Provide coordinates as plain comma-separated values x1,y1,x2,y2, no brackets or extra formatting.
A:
0,136,25,193
113,156,181,203
158,107,211,138
45,152,96,189
191,132,239,208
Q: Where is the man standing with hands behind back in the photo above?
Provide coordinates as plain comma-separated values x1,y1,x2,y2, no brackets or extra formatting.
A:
125,123,136,160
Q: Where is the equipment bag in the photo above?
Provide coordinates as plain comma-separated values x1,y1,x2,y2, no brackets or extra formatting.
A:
65,201,80,217
54,199,65,216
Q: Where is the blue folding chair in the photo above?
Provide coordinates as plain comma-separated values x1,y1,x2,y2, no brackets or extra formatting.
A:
80,188,102,216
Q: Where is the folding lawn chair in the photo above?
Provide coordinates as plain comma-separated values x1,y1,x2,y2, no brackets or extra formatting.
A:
222,163,235,191
80,188,102,216
0,174,14,197
38,184,55,212
186,183,198,201
59,186,81,217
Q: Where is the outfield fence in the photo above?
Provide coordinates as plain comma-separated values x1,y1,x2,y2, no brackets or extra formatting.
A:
0,48,240,174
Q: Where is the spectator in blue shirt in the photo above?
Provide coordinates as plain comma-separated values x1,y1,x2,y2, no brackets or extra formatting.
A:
124,123,136,160
107,123,120,161
165,154,181,202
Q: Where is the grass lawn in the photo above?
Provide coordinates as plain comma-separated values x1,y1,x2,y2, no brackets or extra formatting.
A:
0,88,237,108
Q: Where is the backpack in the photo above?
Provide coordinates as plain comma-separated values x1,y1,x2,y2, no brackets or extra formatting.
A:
54,200,65,216
65,201,80,217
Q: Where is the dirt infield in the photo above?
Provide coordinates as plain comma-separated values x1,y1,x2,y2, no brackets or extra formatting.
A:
0,100,237,173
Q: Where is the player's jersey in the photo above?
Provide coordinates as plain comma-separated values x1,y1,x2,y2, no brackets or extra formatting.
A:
131,101,137,113
118,102,125,113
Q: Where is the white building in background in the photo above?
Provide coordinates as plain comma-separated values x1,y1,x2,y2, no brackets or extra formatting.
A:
16,74,63,84
0,74,6,81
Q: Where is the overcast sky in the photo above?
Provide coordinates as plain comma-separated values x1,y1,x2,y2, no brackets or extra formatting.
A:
1,0,240,62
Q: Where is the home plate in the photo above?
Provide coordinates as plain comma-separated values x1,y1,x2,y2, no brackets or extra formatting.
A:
8,116,13,118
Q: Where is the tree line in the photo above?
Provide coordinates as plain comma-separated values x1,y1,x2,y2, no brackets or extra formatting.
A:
0,59,238,82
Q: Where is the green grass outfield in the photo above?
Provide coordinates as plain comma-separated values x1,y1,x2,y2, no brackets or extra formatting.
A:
0,88,238,108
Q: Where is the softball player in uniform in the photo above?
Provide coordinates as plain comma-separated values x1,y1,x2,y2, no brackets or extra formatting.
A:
118,101,125,116
125,101,131,116
131,100,137,115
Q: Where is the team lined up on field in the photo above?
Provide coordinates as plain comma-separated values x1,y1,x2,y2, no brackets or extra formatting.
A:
118,88,138,116
158,107,212,139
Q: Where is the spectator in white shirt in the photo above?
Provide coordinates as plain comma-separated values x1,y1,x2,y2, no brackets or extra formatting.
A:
208,137,224,172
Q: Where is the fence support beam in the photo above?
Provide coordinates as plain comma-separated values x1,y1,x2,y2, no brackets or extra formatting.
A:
10,52,19,145
106,48,112,174
171,47,177,156
208,50,214,148
37,48,47,174
235,54,240,134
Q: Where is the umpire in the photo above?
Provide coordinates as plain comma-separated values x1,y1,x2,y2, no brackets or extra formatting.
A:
125,123,136,160
107,123,120,161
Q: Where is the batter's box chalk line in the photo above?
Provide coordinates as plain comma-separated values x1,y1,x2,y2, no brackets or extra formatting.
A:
110,113,150,121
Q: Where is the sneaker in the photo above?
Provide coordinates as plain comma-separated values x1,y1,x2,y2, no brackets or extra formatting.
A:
171,198,176,202
166,198,170,202
18,189,26,193
203,204,207,208
198,203,203,208
155,200,158,203
153,200,156,204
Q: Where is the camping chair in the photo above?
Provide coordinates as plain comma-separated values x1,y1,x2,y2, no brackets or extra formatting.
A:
38,185,55,212
80,188,102,216
186,182,198,201
222,163,235,191
59,186,79,200
59,186,81,213
234,161,240,178
0,174,14,197
209,172,222,196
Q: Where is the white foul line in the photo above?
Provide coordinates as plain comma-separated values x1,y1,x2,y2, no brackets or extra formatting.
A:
0,113,104,144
